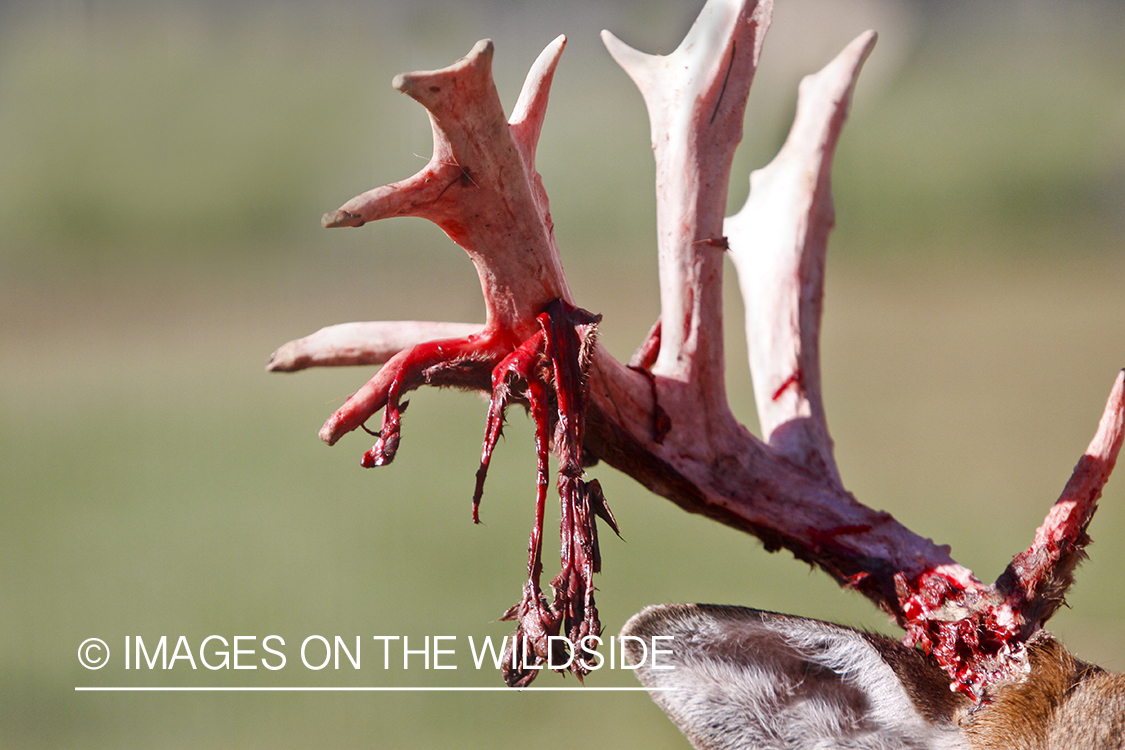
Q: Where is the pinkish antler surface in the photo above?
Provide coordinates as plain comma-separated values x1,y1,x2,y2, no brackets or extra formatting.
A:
270,0,1125,699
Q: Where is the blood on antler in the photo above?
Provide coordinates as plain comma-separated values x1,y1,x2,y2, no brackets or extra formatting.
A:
270,0,1125,699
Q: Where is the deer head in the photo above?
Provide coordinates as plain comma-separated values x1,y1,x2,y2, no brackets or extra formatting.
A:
269,0,1125,742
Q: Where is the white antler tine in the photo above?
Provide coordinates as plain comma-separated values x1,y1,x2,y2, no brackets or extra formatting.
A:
602,0,772,402
727,29,876,482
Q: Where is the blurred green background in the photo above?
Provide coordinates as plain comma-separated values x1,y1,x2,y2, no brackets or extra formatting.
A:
3,0,1124,747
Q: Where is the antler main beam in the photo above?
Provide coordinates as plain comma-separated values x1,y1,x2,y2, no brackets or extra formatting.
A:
271,0,1124,699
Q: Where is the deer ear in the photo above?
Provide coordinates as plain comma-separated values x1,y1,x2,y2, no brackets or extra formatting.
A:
621,604,969,750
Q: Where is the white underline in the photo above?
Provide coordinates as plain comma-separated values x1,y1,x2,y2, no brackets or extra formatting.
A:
75,686,668,692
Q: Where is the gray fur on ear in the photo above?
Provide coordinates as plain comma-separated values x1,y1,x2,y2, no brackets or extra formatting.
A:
621,604,970,750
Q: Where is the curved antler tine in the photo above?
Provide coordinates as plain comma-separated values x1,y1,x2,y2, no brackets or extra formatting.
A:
602,0,772,401
726,30,877,482
322,40,503,229
510,35,567,167
997,369,1125,633
322,38,571,333
267,321,484,373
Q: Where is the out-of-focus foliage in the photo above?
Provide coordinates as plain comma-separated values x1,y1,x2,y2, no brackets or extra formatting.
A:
0,6,387,269
2,0,1123,273
832,4,1125,252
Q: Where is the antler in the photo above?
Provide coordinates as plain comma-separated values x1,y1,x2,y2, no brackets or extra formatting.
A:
270,0,1125,699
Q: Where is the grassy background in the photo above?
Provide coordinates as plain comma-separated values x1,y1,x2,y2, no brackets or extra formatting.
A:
3,0,1125,747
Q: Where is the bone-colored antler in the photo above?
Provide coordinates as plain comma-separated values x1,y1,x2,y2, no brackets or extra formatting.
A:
270,0,1124,699
727,30,877,482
